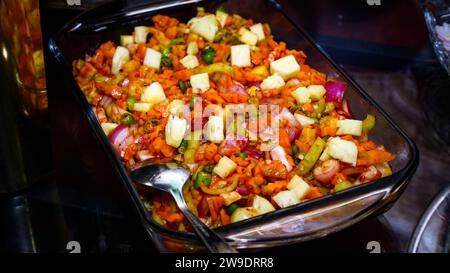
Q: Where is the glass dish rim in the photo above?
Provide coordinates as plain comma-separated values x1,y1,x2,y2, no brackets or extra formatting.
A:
48,0,420,245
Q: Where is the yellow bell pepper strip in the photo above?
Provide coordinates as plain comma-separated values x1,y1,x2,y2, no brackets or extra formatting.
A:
295,137,326,176
200,174,239,195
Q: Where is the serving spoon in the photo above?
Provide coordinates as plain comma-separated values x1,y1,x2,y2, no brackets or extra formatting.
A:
131,163,238,253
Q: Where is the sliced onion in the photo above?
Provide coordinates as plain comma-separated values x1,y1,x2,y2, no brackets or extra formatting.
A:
313,159,340,183
286,78,301,86
244,146,261,160
279,108,299,127
325,80,347,103
338,99,354,119
249,81,261,89
108,125,129,149
270,146,293,172
236,186,250,196
136,150,156,162
286,126,300,143
227,81,249,96
99,96,113,108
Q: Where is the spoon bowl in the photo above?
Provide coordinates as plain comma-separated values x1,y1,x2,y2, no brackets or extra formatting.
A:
130,163,237,253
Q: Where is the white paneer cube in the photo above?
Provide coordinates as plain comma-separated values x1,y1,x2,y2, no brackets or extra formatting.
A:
220,192,242,206
205,115,224,144
111,46,130,75
261,74,285,90
120,35,134,46
252,195,275,215
134,26,150,44
167,99,186,116
143,48,162,70
336,119,363,136
273,190,299,208
307,85,326,100
291,87,311,104
238,27,258,46
327,137,358,166
270,55,301,80
216,10,228,27
213,156,237,179
294,113,316,126
188,15,218,42
180,55,199,69
101,122,118,136
187,42,199,56
141,82,166,104
165,114,187,147
133,102,152,112
250,23,265,41
231,44,251,67
287,175,311,200
190,73,210,93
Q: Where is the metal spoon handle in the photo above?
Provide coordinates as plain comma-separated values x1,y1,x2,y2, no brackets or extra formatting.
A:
171,190,238,253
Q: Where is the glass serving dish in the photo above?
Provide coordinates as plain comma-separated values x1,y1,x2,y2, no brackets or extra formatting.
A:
49,0,419,252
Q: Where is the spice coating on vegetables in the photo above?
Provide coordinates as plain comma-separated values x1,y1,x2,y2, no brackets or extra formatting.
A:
73,7,396,231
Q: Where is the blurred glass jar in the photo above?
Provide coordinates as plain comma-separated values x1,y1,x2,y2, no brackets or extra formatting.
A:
422,0,450,74
0,0,48,126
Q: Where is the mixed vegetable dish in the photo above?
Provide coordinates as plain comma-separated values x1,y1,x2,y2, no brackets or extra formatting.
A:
73,7,396,231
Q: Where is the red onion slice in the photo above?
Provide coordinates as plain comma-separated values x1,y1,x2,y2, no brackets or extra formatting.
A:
325,81,347,103
108,125,129,149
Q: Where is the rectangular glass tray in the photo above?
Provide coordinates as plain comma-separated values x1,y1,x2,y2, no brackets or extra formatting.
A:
49,0,419,252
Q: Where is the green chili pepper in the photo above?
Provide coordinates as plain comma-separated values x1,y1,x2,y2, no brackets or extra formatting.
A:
105,104,113,118
309,98,326,118
334,181,353,192
291,145,299,156
227,35,240,45
202,163,215,174
169,37,184,45
161,48,172,68
295,137,326,176
178,80,187,93
200,174,239,195
201,45,217,65
161,55,172,68
194,172,212,189
151,118,159,124
126,97,136,111
238,152,247,160
120,113,135,126
362,114,376,133
194,63,234,76
179,139,188,149
189,95,196,110
143,119,153,132
226,203,240,215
